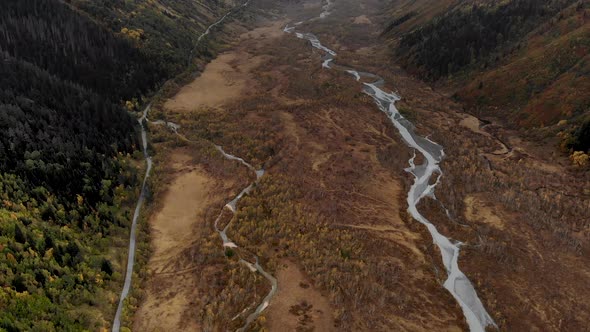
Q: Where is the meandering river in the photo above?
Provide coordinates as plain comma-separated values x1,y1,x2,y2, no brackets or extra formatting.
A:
284,1,497,331
132,108,277,332
114,1,496,331
212,145,278,332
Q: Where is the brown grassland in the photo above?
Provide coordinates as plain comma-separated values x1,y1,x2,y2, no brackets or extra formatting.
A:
131,0,590,331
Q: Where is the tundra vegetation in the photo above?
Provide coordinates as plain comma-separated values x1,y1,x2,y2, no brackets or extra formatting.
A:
143,0,589,329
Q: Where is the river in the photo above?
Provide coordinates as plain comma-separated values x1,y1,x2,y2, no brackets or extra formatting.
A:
284,1,497,331
132,115,278,332
212,145,278,332
115,1,496,330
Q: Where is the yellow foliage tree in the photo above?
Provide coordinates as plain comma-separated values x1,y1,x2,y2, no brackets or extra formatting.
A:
570,151,589,166
120,27,144,41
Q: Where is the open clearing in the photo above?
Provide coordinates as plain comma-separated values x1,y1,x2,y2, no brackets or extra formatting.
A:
164,20,287,113
133,151,214,331
264,260,335,332
164,53,264,112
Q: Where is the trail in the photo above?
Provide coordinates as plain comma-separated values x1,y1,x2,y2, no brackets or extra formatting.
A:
284,1,497,331
187,0,252,65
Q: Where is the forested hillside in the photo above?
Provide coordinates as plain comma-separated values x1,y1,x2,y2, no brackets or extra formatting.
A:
395,0,577,80
69,0,240,81
0,0,237,329
383,0,589,160
0,0,163,102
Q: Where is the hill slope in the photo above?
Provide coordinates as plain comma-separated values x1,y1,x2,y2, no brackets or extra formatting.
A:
69,0,243,83
0,0,240,330
383,0,590,159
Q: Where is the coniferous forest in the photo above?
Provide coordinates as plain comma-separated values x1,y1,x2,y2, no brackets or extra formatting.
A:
396,0,577,81
0,0,164,101
0,0,201,329
390,0,590,158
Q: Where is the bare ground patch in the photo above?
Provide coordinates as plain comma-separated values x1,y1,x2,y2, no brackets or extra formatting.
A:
264,261,335,332
133,150,215,331
464,194,505,230
164,53,265,112
164,20,287,113
352,15,372,24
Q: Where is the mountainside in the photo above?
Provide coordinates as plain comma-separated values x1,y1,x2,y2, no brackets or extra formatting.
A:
68,0,242,85
383,0,590,161
8,4,164,101
0,0,240,330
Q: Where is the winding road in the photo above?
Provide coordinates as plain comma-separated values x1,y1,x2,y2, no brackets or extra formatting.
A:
188,0,252,65
112,105,153,332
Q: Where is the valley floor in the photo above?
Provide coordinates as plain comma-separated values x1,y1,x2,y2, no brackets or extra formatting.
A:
130,0,590,331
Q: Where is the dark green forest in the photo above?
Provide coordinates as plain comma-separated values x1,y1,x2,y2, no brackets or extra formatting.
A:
0,0,172,330
0,0,244,328
69,0,233,81
565,118,590,152
0,0,165,102
396,0,576,80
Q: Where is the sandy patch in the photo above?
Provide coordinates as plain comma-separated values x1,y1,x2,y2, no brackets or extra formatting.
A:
279,111,301,147
459,115,511,155
459,115,490,138
240,19,288,40
354,46,374,55
464,194,505,230
164,20,287,113
148,152,211,262
303,1,322,10
164,53,265,112
312,152,333,172
353,15,372,24
264,261,335,332
133,151,214,331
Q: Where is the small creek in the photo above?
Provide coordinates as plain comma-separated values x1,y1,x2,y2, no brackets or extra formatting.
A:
112,1,251,330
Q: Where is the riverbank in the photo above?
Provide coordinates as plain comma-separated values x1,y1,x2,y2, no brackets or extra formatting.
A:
132,15,301,331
